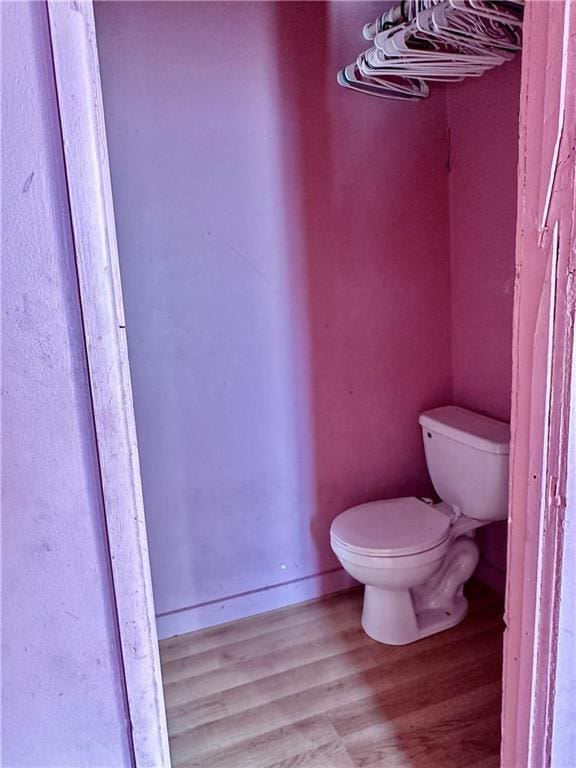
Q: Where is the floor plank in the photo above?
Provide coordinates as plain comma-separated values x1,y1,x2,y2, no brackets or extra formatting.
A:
160,580,504,767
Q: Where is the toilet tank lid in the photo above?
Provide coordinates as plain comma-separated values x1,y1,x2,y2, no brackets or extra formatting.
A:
419,406,510,455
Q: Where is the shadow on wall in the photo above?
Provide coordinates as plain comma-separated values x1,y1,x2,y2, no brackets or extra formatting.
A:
271,1,453,594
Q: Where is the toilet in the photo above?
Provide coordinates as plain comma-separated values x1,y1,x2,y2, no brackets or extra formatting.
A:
330,405,510,645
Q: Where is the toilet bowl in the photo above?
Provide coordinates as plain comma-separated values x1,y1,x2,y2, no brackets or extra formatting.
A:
330,406,510,645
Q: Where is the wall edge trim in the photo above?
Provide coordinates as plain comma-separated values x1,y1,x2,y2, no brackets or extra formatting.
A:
157,568,356,640
45,2,170,765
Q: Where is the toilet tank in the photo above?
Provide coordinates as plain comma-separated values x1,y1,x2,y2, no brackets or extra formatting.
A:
419,406,510,521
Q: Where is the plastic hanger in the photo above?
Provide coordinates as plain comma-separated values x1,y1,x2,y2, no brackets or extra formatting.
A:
338,0,523,101
337,64,428,101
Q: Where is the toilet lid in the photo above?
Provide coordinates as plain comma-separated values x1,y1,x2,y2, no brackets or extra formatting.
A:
330,497,451,557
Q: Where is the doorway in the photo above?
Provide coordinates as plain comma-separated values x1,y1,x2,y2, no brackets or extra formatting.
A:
48,3,576,764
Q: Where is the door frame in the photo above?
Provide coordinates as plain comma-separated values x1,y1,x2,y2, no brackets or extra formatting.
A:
501,1,576,766
46,1,575,766
46,2,170,766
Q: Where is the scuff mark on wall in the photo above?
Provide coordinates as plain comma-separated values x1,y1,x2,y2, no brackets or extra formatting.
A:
22,171,35,193
224,241,266,280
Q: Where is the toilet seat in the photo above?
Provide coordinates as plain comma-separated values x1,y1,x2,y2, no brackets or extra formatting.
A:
330,497,451,557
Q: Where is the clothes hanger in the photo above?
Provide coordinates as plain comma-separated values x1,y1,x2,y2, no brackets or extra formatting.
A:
355,55,432,95
457,0,524,28
339,63,429,100
339,0,523,101
337,64,428,101
371,18,498,81
431,4,520,52
365,41,481,82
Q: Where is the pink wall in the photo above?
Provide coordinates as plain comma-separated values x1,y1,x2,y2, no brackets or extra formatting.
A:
1,2,131,764
448,62,521,421
447,61,522,589
95,1,452,635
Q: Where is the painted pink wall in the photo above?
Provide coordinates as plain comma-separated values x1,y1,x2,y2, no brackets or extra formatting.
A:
447,60,521,589
95,1,452,634
447,62,521,421
1,2,131,764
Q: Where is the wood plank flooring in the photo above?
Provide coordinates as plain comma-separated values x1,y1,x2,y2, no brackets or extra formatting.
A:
159,580,504,768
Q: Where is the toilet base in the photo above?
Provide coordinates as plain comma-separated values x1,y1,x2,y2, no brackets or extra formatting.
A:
361,585,469,645
360,533,479,645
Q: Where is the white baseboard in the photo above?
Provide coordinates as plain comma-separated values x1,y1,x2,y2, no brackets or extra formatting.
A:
156,567,357,640
475,556,506,596
157,558,504,640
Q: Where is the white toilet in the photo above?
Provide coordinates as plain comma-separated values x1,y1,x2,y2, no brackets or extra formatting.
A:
330,405,510,645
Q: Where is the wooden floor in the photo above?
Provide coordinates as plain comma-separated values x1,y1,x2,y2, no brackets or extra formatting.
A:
159,580,504,768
